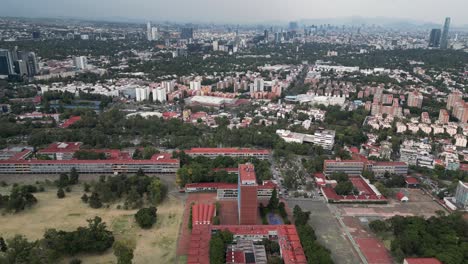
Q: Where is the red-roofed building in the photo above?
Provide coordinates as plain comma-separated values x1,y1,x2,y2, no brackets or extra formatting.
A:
192,203,216,226
321,176,387,204
404,258,442,264
396,192,409,202
405,177,420,188
188,225,307,264
37,142,82,160
185,148,270,160
239,163,258,225
60,116,81,128
0,152,179,174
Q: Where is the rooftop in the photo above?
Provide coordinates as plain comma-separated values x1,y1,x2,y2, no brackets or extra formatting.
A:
404,258,442,264
239,163,257,184
37,142,82,154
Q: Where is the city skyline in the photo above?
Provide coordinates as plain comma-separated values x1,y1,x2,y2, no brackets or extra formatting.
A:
1,0,468,26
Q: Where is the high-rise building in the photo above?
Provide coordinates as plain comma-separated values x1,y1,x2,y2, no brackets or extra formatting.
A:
146,22,152,41
289,21,298,31
238,163,258,225
152,87,167,103
438,109,450,124
189,81,201,90
0,49,15,75
428,29,441,47
454,181,468,210
447,90,463,110
73,56,88,70
18,52,39,76
151,27,159,41
14,60,28,76
250,78,265,93
212,40,219,51
440,17,451,49
180,27,194,40
407,91,423,108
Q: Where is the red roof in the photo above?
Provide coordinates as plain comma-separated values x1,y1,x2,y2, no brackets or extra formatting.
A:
404,258,442,264
0,153,178,165
37,142,82,154
192,203,216,226
405,177,419,185
7,149,32,161
396,192,407,201
185,182,238,190
186,148,270,155
239,163,257,183
212,167,239,173
61,116,81,128
460,164,468,171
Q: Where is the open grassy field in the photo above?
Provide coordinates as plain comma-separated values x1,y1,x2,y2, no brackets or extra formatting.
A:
0,184,183,264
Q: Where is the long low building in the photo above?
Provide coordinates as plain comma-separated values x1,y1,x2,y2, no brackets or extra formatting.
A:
184,181,277,200
324,159,408,176
184,148,271,160
0,153,179,174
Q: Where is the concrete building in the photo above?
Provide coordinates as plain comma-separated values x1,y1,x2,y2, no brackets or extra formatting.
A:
438,109,450,124
455,134,467,147
447,90,463,110
152,87,167,102
0,49,15,75
454,181,468,210
185,148,270,160
238,163,258,225
189,81,201,90
73,56,88,70
407,91,423,108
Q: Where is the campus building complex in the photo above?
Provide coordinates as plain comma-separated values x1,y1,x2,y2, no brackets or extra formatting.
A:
187,162,307,264
0,142,179,174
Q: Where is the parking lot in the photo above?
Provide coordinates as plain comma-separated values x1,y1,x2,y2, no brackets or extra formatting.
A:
287,199,362,264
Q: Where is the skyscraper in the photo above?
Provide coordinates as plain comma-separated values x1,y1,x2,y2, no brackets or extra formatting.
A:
146,22,152,41
440,17,451,49
0,49,15,75
73,56,88,70
180,28,193,40
22,52,39,76
428,29,441,47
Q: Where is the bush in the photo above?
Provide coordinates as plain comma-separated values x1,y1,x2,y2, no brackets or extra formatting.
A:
89,192,102,208
69,259,82,264
65,186,71,192
134,207,157,229
57,188,65,198
81,194,89,203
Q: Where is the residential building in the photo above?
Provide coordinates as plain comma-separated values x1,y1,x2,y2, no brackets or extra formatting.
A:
447,90,463,110
438,109,449,124
73,56,88,70
180,27,194,40
407,91,423,108
455,134,467,147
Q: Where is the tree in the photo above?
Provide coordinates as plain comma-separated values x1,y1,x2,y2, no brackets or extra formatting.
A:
69,168,79,185
334,181,354,195
267,188,279,210
57,173,69,188
81,194,89,203
0,237,7,252
113,240,134,264
125,187,143,209
57,188,65,199
134,207,157,229
89,192,102,209
369,220,388,233
147,178,167,205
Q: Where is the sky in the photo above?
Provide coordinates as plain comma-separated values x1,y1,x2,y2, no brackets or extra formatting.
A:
2,0,468,25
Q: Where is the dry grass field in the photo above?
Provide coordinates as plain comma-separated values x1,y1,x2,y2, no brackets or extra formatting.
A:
0,184,183,264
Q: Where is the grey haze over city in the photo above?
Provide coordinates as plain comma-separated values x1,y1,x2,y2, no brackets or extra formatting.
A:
2,0,468,26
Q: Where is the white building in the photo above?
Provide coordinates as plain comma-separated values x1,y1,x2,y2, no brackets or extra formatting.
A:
153,87,167,103
213,41,219,51
190,81,201,90
151,27,159,41
73,56,88,70
455,134,467,147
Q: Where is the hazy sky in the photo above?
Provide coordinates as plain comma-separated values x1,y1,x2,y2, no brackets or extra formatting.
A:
2,0,468,25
